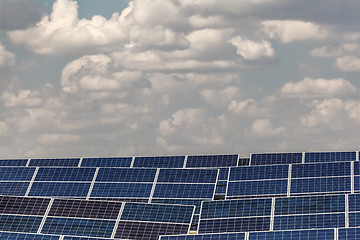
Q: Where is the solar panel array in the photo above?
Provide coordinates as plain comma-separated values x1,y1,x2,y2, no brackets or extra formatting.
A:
1,151,360,239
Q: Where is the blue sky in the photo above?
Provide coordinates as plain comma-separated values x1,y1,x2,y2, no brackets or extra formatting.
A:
0,0,360,158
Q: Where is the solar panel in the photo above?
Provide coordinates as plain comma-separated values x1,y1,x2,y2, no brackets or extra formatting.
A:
198,217,271,233
290,177,351,194
95,168,157,182
29,158,80,167
0,159,28,166
291,162,351,178
251,153,302,165
0,182,29,196
157,169,218,183
227,179,288,197
160,232,246,240
185,155,238,168
338,228,360,239
238,158,250,166
0,167,35,181
28,182,91,197
0,214,43,233
305,151,356,163
90,183,153,198
248,229,335,239
133,156,185,168
81,157,132,167
35,168,96,182
0,232,60,240
0,196,50,216
153,183,215,199
229,165,289,181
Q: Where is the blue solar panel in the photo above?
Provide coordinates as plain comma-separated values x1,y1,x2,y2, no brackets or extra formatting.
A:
227,180,288,197
338,228,360,239
81,157,132,167
291,162,351,178
153,183,215,199
217,168,229,180
90,183,153,198
0,159,28,166
251,153,302,165
0,232,60,240
160,232,246,240
353,162,360,175
349,194,360,212
229,165,289,181
0,214,43,233
201,198,272,219
121,203,194,223
215,180,227,195
133,156,185,168
29,158,80,167
305,151,356,163
150,199,203,214
0,167,35,181
35,168,96,181
0,182,29,196
290,177,351,194
29,182,91,197
275,194,345,215
349,213,360,227
186,155,238,168
41,217,115,238
96,168,157,182
63,237,112,240
157,169,218,183
249,229,335,240
198,217,270,233
273,213,345,230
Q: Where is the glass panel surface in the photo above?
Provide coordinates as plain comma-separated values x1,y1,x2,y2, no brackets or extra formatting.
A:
29,182,91,197
249,229,334,240
81,157,132,167
0,182,29,196
0,167,35,181
186,155,238,168
290,177,351,194
0,196,50,216
157,169,218,183
227,180,288,196
251,153,302,165
291,162,351,178
35,168,96,182
198,217,271,233
133,156,185,168
29,158,80,167
305,151,356,163
96,168,157,183
0,214,42,233
229,165,289,181
0,159,28,166
91,183,153,198
153,183,215,199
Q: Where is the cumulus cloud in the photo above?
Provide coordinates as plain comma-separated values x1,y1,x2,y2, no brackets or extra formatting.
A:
310,43,360,58
335,56,360,72
262,20,328,43
0,42,15,69
280,78,356,98
249,119,285,137
229,36,274,60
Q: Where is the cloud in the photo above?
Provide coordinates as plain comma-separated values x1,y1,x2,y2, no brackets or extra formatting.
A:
229,36,274,60
280,77,356,98
310,43,360,58
0,42,16,69
335,56,360,72
0,0,40,30
249,119,285,137
201,87,240,107
262,20,328,43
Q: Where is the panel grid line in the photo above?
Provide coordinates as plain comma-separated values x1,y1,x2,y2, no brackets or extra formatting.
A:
111,202,125,239
37,198,54,234
86,167,99,200
25,167,39,196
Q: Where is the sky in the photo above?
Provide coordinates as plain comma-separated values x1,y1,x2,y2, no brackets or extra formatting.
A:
0,0,360,158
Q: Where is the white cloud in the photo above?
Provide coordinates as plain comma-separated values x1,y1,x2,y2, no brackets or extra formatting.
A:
335,56,360,72
37,133,81,146
280,77,356,98
310,43,360,58
0,41,15,69
229,36,274,60
201,87,240,107
262,20,328,43
249,119,285,137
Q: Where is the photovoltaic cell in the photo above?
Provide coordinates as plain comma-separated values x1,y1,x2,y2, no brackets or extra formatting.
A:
35,168,96,182
353,162,360,175
41,217,115,238
95,168,157,182
29,158,80,167
121,203,194,223
133,156,185,168
201,198,272,219
63,237,113,240
90,183,153,198
198,217,271,233
275,194,345,215
150,199,203,214
290,177,351,194
0,214,43,233
190,214,200,231
215,180,227,195
0,196,50,216
81,157,132,167
229,165,288,181
305,151,356,163
29,182,91,197
185,155,238,168
348,194,360,212
338,228,360,239
0,182,29,196
115,221,189,240
217,168,229,180
248,229,335,240
273,213,345,230
227,180,288,197
0,159,28,166
251,153,302,165
349,213,360,227
157,169,218,183
160,232,246,240
291,162,351,178
0,167,35,181
49,199,123,220
153,183,215,199
0,232,60,240
238,158,250,166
